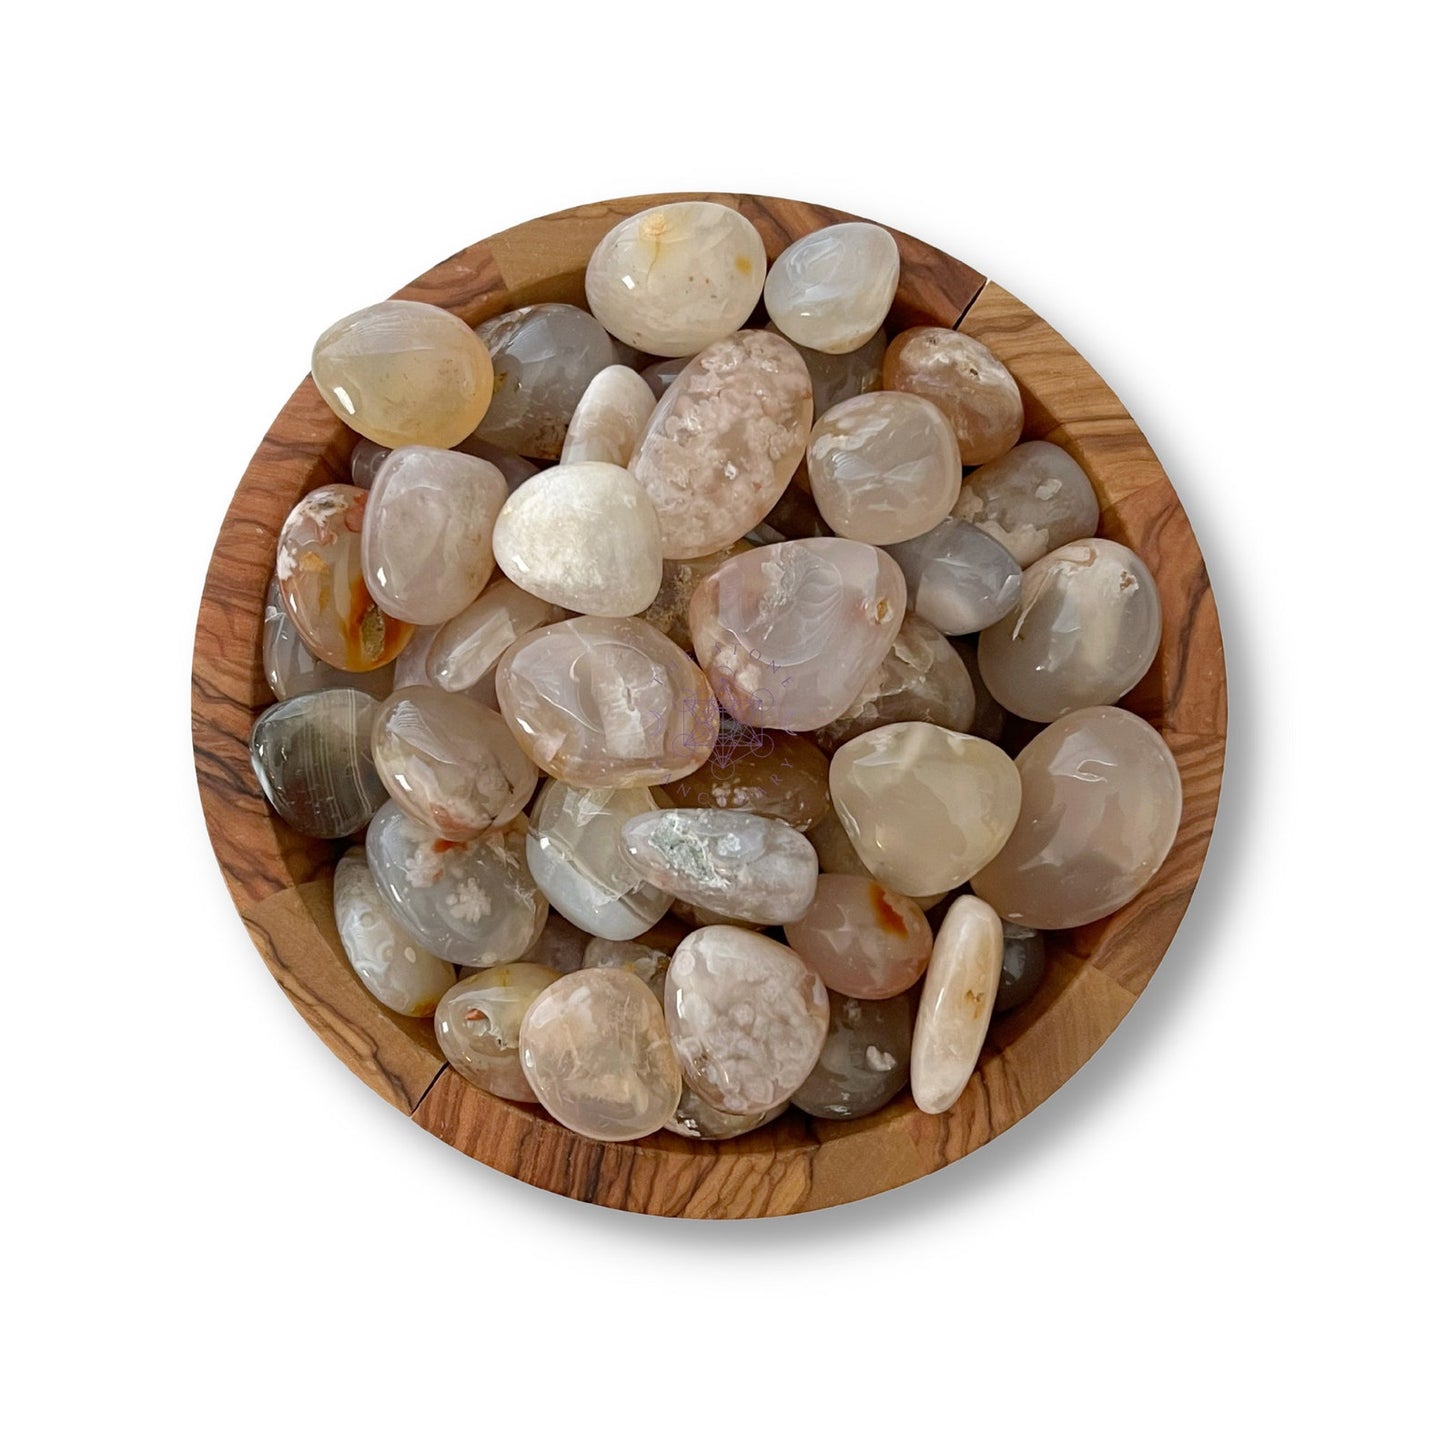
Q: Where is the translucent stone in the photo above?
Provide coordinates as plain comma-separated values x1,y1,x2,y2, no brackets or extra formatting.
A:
763,222,900,355
425,579,565,694
768,323,887,419
311,299,494,449
629,331,814,559
262,576,394,703
664,925,829,1114
528,913,592,975
688,538,906,730
783,874,932,999
495,616,719,787
519,970,682,1141
969,706,1182,929
434,963,560,1102
884,517,1023,635
620,809,819,926
953,440,1100,567
813,613,976,751
452,435,539,490
560,365,657,467
640,355,690,400
882,327,1023,465
349,439,390,489
360,447,507,625
472,304,616,459
584,201,766,356
581,937,671,1001
911,896,1004,1114
996,923,1048,1013
664,1087,776,1140
525,778,672,941
661,720,830,831
977,538,1163,722
250,689,387,839
370,687,538,841
806,392,961,544
805,810,949,910
829,722,1021,896
366,802,545,966
492,462,662,616
792,992,913,1120
951,637,1006,744
276,485,412,671
639,541,752,651
333,849,455,1016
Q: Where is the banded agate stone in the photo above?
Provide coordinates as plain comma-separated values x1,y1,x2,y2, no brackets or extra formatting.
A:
688,538,906,730
333,849,455,1017
763,222,900,354
262,576,394,702
311,299,494,449
978,538,1161,722
784,875,932,999
953,440,1100,567
472,304,616,459
883,327,1023,465
361,448,507,625
661,721,830,831
434,964,561,1102
425,579,565,695
519,970,682,1141
629,331,814,559
791,992,913,1121
276,485,412,671
560,365,657,467
970,706,1182,930
664,926,829,1114
885,517,1023,635
584,201,766,356
495,617,719,787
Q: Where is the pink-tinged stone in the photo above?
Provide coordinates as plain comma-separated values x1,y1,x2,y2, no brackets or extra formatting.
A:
784,874,932,999
262,576,395,703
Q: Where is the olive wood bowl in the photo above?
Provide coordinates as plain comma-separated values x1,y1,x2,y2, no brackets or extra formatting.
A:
192,192,1227,1218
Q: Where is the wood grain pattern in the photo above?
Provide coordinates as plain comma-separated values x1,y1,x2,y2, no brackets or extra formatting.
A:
192,194,1226,1218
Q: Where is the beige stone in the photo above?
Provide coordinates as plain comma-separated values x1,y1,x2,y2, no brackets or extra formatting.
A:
763,222,900,354
560,364,657,467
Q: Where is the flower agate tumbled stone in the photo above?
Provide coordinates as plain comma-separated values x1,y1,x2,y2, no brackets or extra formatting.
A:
885,517,1023,635
581,938,671,1001
492,463,662,616
996,922,1049,1014
311,299,494,449
520,970,682,1141
526,778,672,941
472,304,616,459
661,721,830,831
360,447,507,625
496,617,719,787
366,802,545,966
806,392,961,544
764,222,901,354
262,576,395,703
250,690,388,838
883,327,1023,465
665,926,829,1114
434,963,560,1102
639,542,752,652
585,201,766,356
560,365,657,467
978,538,1162,722
689,538,906,730
911,896,1004,1114
791,992,913,1121
425,579,565,694
620,809,819,925
970,706,1182,929
953,440,1100,567
665,1088,777,1141
768,323,887,419
370,687,538,841
333,849,455,1016
784,875,932,999
630,331,814,559
829,722,1021,897
813,613,976,751
276,485,412,671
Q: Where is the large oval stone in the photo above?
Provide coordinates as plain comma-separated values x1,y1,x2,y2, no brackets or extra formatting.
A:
953,440,1100,567
629,331,813,559
434,963,561,1102
970,706,1182,929
311,299,494,449
560,364,657,467
763,221,900,354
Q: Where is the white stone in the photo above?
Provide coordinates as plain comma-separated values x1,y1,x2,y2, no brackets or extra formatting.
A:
560,365,658,467
764,221,900,354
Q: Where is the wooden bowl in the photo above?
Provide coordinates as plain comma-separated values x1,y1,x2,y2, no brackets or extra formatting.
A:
192,192,1226,1218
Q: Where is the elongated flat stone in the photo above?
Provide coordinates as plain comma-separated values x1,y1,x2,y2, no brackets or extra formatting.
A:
425,579,566,694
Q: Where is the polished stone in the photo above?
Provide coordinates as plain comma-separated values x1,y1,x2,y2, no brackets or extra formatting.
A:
885,517,1023,635
425,578,566,695
434,963,561,1102
768,323,887,420
791,991,913,1120
996,922,1049,1014
262,576,394,703
764,222,900,354
954,440,1100,567
661,720,830,830
784,874,932,999
560,364,657,467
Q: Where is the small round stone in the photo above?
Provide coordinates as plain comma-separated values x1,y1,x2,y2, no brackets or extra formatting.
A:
492,462,663,616
661,721,830,831
560,364,657,467
885,517,1023,635
262,576,394,703
996,923,1049,1014
434,964,561,1102
311,299,494,449
784,875,932,999
520,970,682,1141
585,201,766,356
883,327,1023,465
764,221,900,355
791,992,913,1120
953,440,1100,567
425,579,566,695
978,537,1162,722
665,926,829,1114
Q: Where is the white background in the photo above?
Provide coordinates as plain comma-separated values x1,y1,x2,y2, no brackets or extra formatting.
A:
3,3,1439,1441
